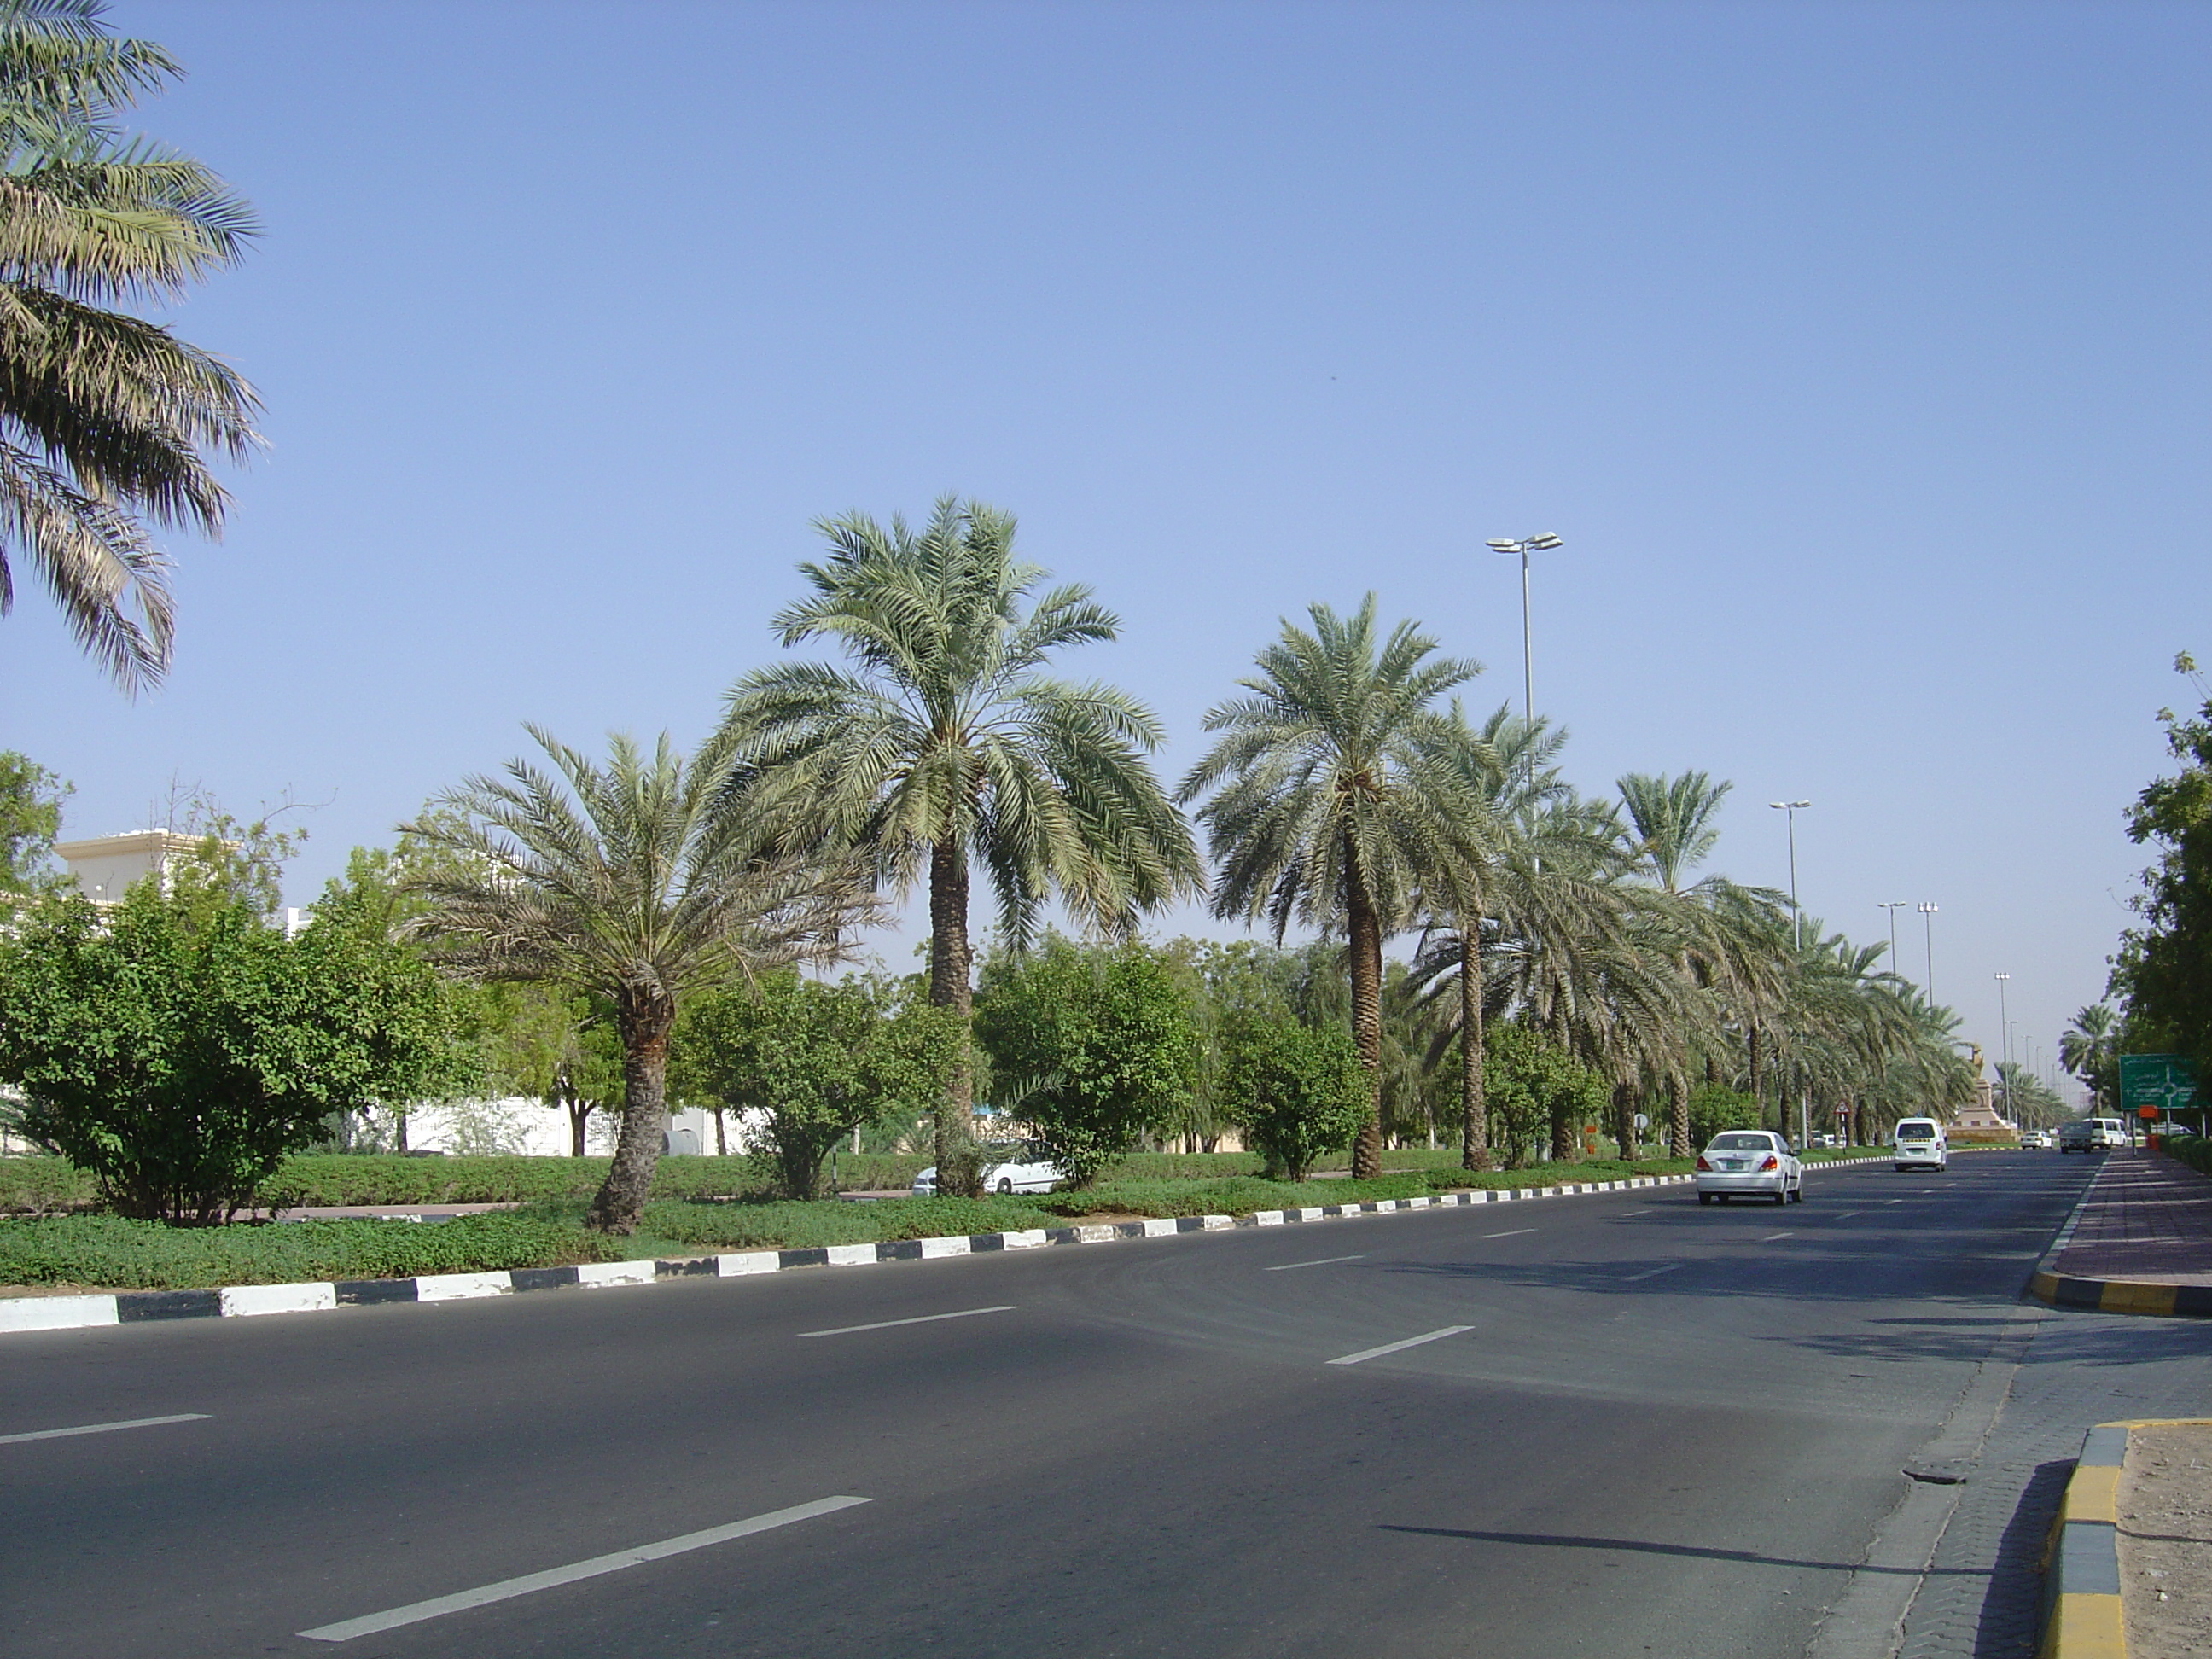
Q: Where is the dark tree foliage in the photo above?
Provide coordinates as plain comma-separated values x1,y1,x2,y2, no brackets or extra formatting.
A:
1215,1014,1367,1180
975,937,1198,1187
2114,655,2212,1090
672,971,959,1200
0,881,471,1223
0,749,68,899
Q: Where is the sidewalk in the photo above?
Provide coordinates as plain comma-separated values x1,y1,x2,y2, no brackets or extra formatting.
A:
2029,1147,2212,1316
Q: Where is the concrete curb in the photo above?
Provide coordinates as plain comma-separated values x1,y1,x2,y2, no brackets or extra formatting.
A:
0,1152,1906,1339
2041,1421,2128,1659
2024,1165,2212,1319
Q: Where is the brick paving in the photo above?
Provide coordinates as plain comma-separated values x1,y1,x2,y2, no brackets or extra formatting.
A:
2050,1148,2212,1287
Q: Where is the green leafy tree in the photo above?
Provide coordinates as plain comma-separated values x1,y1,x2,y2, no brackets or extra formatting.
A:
974,936,1199,1186
0,748,68,898
1480,1021,1610,1168
2112,660,2212,1081
672,970,959,1199
0,0,260,691
0,877,468,1223
404,727,874,1233
722,497,1199,1193
1685,1084,1761,1150
1215,1013,1367,1180
1181,597,1484,1178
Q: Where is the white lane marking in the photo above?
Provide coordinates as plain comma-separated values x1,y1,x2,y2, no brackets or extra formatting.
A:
1885,1199,1906,1204
1328,1325,1476,1366
1265,1254,1367,1272
1621,1209,1652,1217
1833,1211,1861,1219
798,1306,1014,1338
0,1412,210,1446
299,1495,870,1642
1761,1231,1796,1242
1623,1262,1683,1282
1480,1229,1536,1239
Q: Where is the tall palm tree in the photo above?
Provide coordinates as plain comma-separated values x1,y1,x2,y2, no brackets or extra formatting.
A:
0,1,259,691
720,497,1198,1188
1411,707,1627,1169
2059,1004,2119,1111
404,727,873,1234
1181,597,1484,1178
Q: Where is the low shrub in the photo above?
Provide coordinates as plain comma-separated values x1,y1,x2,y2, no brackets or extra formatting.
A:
0,1211,612,1290
2159,1133,2212,1176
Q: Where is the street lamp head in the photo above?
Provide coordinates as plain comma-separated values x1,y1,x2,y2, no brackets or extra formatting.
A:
1528,533,1563,550
1768,800,1811,810
1918,902,1938,914
1486,538,1519,553
1994,972,2011,981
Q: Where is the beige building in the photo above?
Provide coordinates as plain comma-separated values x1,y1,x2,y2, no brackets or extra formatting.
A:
54,829,205,905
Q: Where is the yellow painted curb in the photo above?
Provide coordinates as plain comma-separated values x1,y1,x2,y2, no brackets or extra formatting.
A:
2061,1465,2120,1525
2098,1281,2180,1316
2042,1593,2126,1659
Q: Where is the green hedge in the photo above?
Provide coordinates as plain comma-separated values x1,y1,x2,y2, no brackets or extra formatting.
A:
2159,1134,2212,1176
0,1211,614,1290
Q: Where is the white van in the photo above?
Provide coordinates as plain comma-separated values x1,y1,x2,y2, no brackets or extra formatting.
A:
1893,1117,1947,1172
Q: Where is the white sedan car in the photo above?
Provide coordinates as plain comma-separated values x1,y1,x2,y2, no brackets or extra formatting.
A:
1695,1130,1803,1206
911,1142,1064,1196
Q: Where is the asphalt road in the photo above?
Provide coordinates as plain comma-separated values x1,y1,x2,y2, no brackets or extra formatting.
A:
7,1152,2209,1658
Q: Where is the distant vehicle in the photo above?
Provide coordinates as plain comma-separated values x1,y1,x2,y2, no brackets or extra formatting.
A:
1807,1132,1839,1149
2058,1118,2128,1153
2017,1129,2048,1150
1893,1118,1947,1172
911,1142,1063,1196
1695,1130,1802,1206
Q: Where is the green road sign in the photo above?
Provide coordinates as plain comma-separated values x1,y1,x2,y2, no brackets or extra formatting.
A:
2119,1053,2198,1115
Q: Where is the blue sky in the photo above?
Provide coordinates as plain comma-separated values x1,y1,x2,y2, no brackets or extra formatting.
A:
11,0,2210,1095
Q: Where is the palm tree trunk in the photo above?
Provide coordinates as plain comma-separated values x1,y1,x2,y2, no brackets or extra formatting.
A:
1747,1028,1763,1131
586,988,675,1233
928,836,981,1196
1667,1072,1690,1158
1460,924,1492,1171
1346,855,1385,1181
1613,1082,1639,1162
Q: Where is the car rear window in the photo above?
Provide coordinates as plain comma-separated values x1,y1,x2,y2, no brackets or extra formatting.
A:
1896,1122,1936,1140
1708,1132,1771,1150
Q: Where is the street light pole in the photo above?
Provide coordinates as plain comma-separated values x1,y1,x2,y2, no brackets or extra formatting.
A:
1879,901,1907,981
1485,533,1563,807
1770,800,1812,1145
1995,973,2011,1123
1917,903,1938,1004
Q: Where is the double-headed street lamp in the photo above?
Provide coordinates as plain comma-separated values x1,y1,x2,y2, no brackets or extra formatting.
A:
1994,973,2011,1121
1485,533,1563,801
1879,901,1907,981
1770,800,1812,1144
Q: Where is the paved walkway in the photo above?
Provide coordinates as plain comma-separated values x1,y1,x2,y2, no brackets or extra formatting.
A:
2050,1147,2212,1287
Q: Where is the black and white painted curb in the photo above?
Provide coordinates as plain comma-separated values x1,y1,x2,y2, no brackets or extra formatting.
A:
0,1154,1907,1338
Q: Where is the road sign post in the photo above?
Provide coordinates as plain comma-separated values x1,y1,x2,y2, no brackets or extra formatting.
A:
2119,1054,2202,1136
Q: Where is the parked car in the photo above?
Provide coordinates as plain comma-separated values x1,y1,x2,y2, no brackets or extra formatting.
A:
2058,1117,2128,1153
1893,1117,1947,1171
911,1142,1063,1196
1695,1130,1802,1205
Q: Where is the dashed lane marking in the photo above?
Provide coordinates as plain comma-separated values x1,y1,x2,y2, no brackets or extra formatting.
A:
1327,1325,1476,1366
298,1496,871,1641
798,1307,1015,1338
1265,1254,1367,1272
1761,1232,1796,1242
0,1412,210,1446
1623,1262,1683,1282
1480,1229,1536,1239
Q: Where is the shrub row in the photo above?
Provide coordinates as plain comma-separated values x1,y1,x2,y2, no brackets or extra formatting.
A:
0,1211,614,1291
2158,1133,2212,1177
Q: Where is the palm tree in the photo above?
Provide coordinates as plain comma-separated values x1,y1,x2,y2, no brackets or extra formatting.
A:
1410,707,1628,1169
720,497,1198,1189
1180,597,1484,1179
404,727,873,1233
2059,1004,2119,1111
0,1,259,691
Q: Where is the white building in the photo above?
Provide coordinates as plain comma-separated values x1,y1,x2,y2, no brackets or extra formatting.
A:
54,829,203,905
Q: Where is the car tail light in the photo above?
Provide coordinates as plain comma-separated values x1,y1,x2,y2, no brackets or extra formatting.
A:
1758,1155,1779,1171
1696,1155,1712,1171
